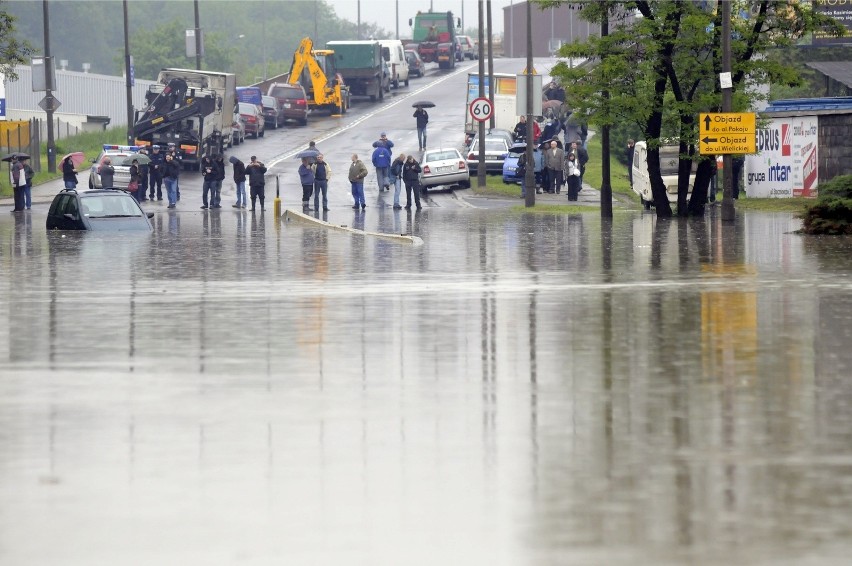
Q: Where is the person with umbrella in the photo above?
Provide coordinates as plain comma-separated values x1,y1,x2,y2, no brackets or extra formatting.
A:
129,159,142,201
98,157,115,189
412,102,433,151
21,156,34,210
62,153,79,189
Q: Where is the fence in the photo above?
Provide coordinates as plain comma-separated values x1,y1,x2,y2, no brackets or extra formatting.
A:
0,119,42,173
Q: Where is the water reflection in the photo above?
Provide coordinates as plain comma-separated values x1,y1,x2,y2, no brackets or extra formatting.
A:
1,210,851,564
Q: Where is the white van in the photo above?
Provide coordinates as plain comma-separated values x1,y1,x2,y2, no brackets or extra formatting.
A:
377,39,410,88
631,141,696,208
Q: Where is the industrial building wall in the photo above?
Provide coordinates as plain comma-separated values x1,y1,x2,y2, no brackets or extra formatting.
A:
503,1,596,58
2,65,156,127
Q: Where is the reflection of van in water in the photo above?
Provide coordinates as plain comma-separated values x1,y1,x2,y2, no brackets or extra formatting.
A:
631,141,696,208
377,39,410,88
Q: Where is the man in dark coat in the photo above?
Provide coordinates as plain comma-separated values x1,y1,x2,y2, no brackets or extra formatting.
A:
231,156,247,208
148,145,164,200
413,107,429,150
246,155,267,211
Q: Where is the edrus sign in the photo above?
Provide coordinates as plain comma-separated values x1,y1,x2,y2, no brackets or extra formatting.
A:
699,112,756,154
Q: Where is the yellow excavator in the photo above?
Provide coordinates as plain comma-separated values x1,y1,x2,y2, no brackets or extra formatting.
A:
288,37,349,115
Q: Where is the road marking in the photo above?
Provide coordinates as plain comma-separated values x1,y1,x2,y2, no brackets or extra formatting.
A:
268,65,474,169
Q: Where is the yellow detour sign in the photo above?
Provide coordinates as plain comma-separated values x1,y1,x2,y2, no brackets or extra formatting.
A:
699,112,756,155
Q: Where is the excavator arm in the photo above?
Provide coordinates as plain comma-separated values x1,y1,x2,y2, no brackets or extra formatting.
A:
288,37,345,111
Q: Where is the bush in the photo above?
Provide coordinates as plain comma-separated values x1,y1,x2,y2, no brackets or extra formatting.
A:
799,174,852,235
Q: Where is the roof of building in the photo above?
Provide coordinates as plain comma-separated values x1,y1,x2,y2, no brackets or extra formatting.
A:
764,96,852,114
805,61,852,89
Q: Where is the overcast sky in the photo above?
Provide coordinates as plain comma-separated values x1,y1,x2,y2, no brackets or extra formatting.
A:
327,0,513,37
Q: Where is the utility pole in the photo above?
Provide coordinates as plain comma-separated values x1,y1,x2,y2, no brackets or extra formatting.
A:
42,0,56,173
477,0,486,187
600,4,612,218
315,0,319,41
486,0,495,129
523,0,534,207
123,0,133,145
357,1,361,40
193,0,201,70
721,0,735,222
396,0,399,40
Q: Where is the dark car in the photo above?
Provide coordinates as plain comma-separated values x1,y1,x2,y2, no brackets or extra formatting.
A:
46,188,154,231
268,83,309,126
405,49,424,78
261,95,285,129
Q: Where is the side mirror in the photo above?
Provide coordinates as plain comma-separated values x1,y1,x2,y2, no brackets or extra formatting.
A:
408,18,413,26
146,212,155,219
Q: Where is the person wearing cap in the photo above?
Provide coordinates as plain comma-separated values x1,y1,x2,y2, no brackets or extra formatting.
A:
371,143,392,192
148,145,164,200
61,154,78,189
371,132,394,155
9,156,25,213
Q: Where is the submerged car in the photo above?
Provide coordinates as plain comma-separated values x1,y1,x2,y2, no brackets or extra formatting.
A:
46,188,154,231
420,148,470,191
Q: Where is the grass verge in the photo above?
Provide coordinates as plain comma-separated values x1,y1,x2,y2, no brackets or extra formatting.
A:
728,196,812,213
1,127,126,197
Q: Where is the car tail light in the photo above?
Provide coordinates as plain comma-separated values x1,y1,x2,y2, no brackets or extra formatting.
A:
458,161,466,169
296,99,307,106
247,116,256,123
423,165,431,174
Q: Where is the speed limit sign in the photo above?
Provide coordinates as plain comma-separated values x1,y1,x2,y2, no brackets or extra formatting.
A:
469,97,493,122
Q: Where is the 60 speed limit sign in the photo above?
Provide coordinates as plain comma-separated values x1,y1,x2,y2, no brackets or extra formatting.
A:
469,97,493,122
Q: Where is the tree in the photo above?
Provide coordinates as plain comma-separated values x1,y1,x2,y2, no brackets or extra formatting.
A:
0,2,33,81
124,20,233,81
542,0,844,217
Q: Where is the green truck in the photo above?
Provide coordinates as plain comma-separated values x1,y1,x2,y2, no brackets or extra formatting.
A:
408,11,461,70
326,41,389,102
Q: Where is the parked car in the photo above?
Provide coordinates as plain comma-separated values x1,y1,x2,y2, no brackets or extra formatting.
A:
46,188,153,231
466,136,511,173
267,83,309,126
238,101,265,138
405,49,425,78
502,145,544,185
261,95,284,129
466,128,514,150
231,111,246,146
456,35,477,60
88,144,143,190
419,148,470,192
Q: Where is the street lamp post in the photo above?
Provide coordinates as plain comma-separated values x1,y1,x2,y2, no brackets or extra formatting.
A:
523,0,534,207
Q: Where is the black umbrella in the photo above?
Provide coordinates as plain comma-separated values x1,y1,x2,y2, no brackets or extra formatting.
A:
508,143,528,154
294,149,320,159
411,101,436,108
1,152,25,162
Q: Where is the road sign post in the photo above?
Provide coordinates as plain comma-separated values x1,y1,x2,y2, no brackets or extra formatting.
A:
469,97,493,123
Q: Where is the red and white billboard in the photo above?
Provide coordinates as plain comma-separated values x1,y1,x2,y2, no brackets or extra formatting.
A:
745,116,819,198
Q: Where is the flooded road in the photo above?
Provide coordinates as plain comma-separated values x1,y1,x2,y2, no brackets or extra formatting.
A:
2,208,852,565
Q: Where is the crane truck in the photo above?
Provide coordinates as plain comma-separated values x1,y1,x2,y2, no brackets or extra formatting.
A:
253,37,349,115
133,68,236,170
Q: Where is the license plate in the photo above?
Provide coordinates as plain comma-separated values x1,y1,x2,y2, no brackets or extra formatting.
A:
437,166,453,172
439,56,449,61
284,103,291,108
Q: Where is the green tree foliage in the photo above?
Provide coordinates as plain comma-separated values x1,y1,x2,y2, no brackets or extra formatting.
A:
4,1,390,80
0,1,33,81
539,0,844,217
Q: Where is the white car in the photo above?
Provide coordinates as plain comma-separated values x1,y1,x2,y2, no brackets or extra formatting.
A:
631,141,696,208
88,144,144,190
231,111,246,146
419,148,470,192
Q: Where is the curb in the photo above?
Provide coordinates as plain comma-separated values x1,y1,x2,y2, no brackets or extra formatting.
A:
282,208,424,246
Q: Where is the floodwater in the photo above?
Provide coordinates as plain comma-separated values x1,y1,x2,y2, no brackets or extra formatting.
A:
1,208,852,565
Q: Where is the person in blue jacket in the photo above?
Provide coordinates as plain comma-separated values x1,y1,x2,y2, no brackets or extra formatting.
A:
299,157,315,210
371,144,392,192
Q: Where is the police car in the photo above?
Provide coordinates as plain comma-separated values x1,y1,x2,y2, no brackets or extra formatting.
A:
88,144,144,190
